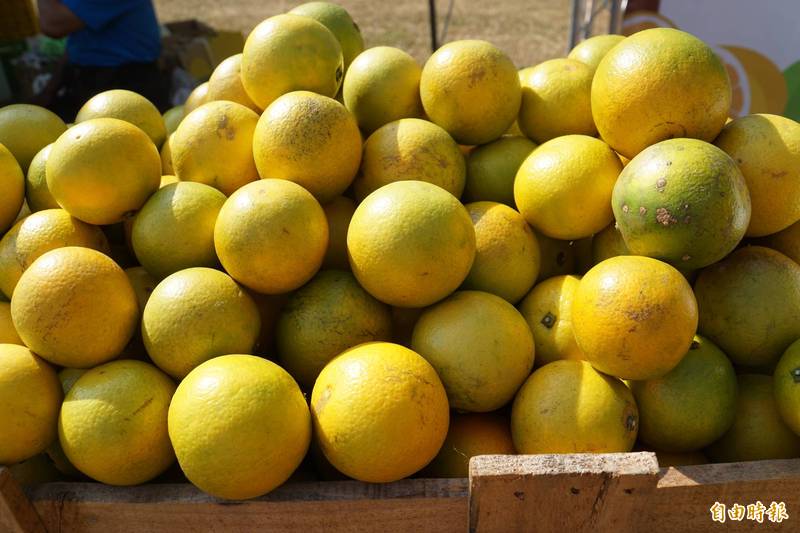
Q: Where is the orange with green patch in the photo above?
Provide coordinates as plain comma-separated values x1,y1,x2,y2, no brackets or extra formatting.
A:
612,138,750,270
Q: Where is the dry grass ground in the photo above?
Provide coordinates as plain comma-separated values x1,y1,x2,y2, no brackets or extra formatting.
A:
153,0,577,68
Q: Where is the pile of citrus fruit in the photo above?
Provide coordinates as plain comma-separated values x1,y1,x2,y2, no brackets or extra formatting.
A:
2,1,800,500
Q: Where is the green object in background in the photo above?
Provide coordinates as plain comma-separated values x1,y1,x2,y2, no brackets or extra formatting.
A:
38,36,66,58
0,40,27,58
785,61,800,122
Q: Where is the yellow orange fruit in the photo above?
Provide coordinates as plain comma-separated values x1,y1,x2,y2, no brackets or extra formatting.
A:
46,118,160,225
0,344,62,465
706,374,800,463
25,144,59,212
715,114,800,237
591,28,730,158
0,142,25,234
567,34,625,72
57,368,85,395
514,135,622,240
214,179,328,294
420,40,521,145
591,222,630,264
162,105,184,135
183,82,208,115
311,342,449,482
0,302,22,345
253,91,361,203
276,270,392,388
425,412,515,478
241,14,343,109
13,201,30,224
511,360,638,454
124,266,157,315
463,135,536,206
172,100,259,195
169,354,311,499
132,182,226,279
347,180,475,307
207,54,260,111
159,175,178,188
411,290,534,412
322,196,356,270
160,133,173,175
289,1,364,70
75,89,167,147
518,275,584,366
354,118,464,201
573,256,698,380
59,360,175,485
518,58,597,143
343,46,423,134
0,104,67,172
11,247,138,368
694,246,800,369
142,267,260,379
462,202,540,303
0,208,110,299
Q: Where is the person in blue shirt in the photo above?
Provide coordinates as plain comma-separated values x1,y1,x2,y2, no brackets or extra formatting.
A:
38,0,168,120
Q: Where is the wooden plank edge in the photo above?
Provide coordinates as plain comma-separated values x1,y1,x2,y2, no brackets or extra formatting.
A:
26,477,469,533
25,476,469,505
0,467,47,533
469,452,661,479
470,454,800,488
469,454,800,532
658,458,800,487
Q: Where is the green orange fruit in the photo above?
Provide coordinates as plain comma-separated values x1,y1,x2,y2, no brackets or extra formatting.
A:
612,138,750,270
694,246,800,369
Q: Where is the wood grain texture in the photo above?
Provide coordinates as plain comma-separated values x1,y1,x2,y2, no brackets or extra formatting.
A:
10,454,800,532
0,467,47,533
26,478,469,533
470,454,800,532
643,459,800,532
469,453,660,533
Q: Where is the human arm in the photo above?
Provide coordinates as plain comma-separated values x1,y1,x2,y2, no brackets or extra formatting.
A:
37,0,85,38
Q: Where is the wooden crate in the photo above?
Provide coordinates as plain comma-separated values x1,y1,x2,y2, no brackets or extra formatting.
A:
0,468,468,533
3,453,800,532
471,453,800,532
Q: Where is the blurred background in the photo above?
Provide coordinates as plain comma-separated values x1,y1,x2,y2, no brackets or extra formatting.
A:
151,0,576,66
1,0,798,119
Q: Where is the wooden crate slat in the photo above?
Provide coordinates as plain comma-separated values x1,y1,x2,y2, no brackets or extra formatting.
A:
6,454,800,532
0,467,47,533
640,459,800,532
469,452,660,533
470,453,800,532
26,478,469,533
